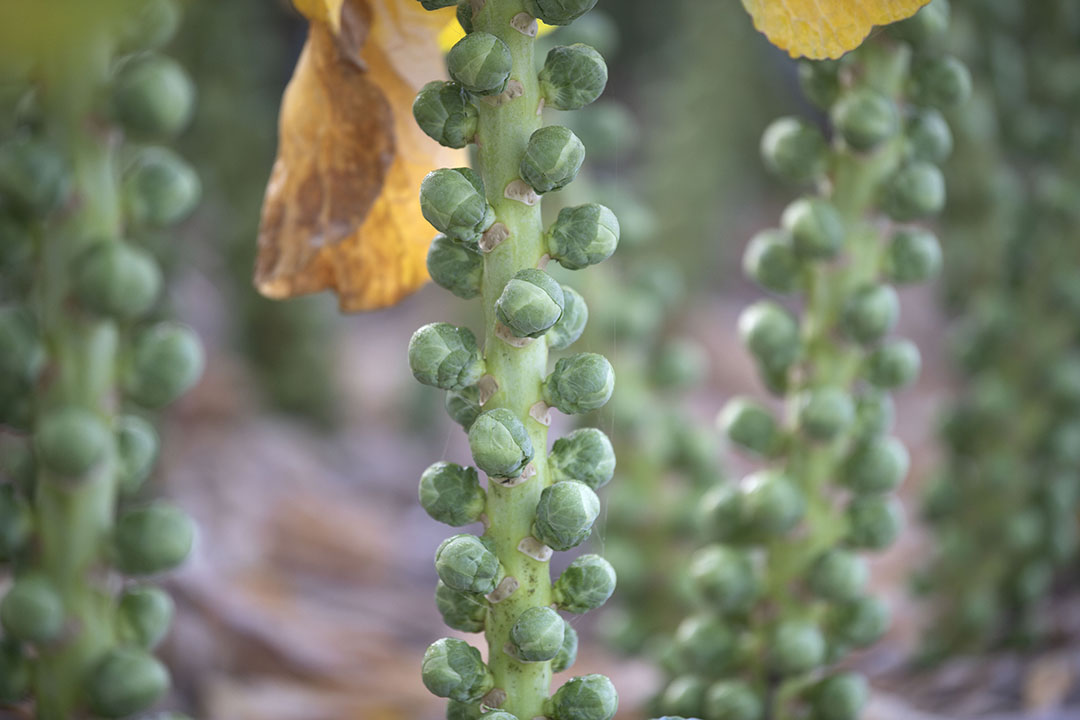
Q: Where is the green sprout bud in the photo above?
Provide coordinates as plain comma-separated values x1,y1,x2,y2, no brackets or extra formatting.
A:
890,0,950,44
781,197,844,260
435,580,487,633
798,60,840,110
830,595,890,648
854,391,894,438
831,89,899,152
0,307,43,384
546,674,618,720
520,126,585,194
116,414,158,496
496,268,565,338
0,639,30,703
468,408,534,478
808,549,868,602
0,485,31,560
73,242,162,320
35,406,110,478
111,53,194,139
117,586,174,650
865,339,921,389
554,554,616,613
446,700,483,720
419,462,486,527
737,301,800,371
906,108,953,163
674,615,739,674
445,386,482,430
533,480,600,551
510,606,565,662
885,228,941,284
760,117,827,183
523,0,598,25
812,673,868,720
447,32,512,96
772,619,826,675
125,322,204,408
482,713,519,720
659,676,706,718
0,575,64,643
553,623,579,673
114,502,195,575
548,285,589,350
543,352,615,414
841,284,899,345
546,203,619,270
413,81,478,148
846,495,903,549
549,428,615,490
117,0,181,52
743,229,800,295
909,55,972,109
435,534,503,594
797,387,855,441
420,167,494,242
86,647,169,718
688,544,758,613
884,161,945,220
741,470,805,535
422,637,494,702
539,44,608,111
699,484,745,543
704,680,762,720
427,234,484,299
0,138,70,216
455,3,474,31
122,146,201,227
842,436,909,494
408,322,486,391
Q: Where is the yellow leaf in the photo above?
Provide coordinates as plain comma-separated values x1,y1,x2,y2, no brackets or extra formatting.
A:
740,0,930,59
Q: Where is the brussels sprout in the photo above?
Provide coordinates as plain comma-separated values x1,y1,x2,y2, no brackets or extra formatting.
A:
0,639,30,703
409,323,486,391
703,680,762,720
117,0,181,52
413,81,478,148
797,387,855,441
468,408,534,479
427,234,484,299
652,339,707,391
122,146,201,227
890,0,950,44
117,585,174,649
737,301,799,372
0,138,69,216
742,229,800,295
781,197,844,260
509,606,565,662
808,549,868,602
798,60,840,110
865,339,921,389
831,89,899,152
114,502,195,575
772,619,826,675
884,161,945,220
523,0,598,25
554,554,616,613
540,44,608,111
419,462,486,527
73,241,162,319
812,673,868,720
546,203,619,270
548,286,589,350
125,322,204,408
659,676,706,718
520,126,585,194
906,108,953,163
909,55,972,109
422,637,494,702
688,545,758,612
111,53,194,139
86,647,169,718
0,307,43,384
552,622,579,673
842,436,909,494
699,484,745,543
546,674,618,720
846,495,903,549
830,595,890,648
533,481,600,551
841,284,899,345
447,32,512,96
884,228,941,284
420,167,494,242
35,406,110,478
741,470,805,535
0,485,31,560
116,414,160,496
760,117,827,183
0,575,64,643
445,386,483,430
446,700,483,720
435,580,487,633
543,352,614,414
482,713,519,720
435,534,503,594
549,428,615,489
496,268,565,338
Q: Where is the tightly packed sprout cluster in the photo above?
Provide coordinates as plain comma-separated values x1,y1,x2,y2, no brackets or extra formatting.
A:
0,1,201,717
409,1,620,719
656,5,969,720
917,0,1080,656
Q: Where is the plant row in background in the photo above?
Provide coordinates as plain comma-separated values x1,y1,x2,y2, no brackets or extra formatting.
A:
0,1,200,717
